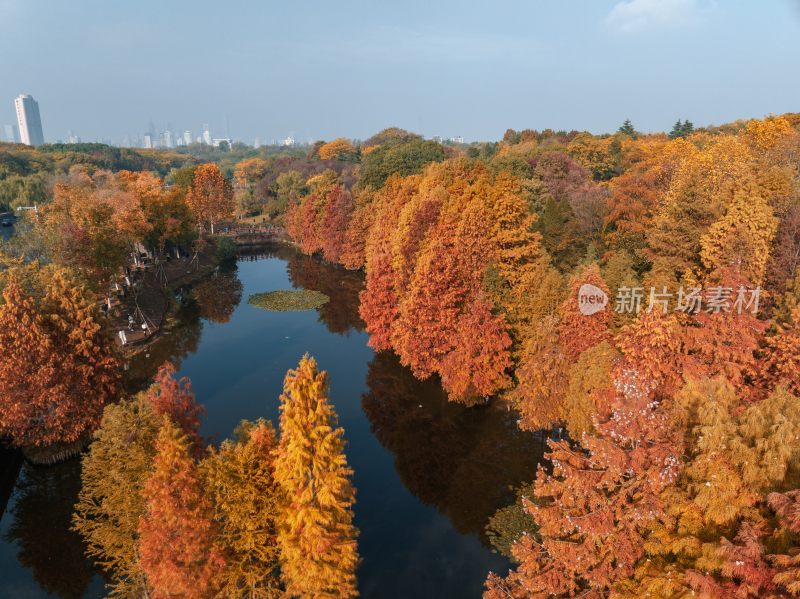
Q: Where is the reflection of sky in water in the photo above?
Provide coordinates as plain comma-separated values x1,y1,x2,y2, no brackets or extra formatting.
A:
0,246,544,598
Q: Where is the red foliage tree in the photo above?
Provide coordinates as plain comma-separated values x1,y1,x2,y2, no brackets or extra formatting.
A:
359,176,418,350
320,185,354,264
141,362,205,456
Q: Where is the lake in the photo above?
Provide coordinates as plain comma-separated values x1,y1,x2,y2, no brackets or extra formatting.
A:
0,244,545,598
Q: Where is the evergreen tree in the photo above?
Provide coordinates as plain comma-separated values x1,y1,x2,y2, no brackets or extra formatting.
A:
669,119,685,139
273,355,359,598
618,118,637,138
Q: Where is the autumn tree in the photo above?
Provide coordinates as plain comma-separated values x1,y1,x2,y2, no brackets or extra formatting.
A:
73,395,160,597
273,355,359,598
141,362,205,455
340,187,376,270
37,169,150,284
510,318,569,432
234,157,270,189
186,163,234,235
621,380,800,597
359,175,419,350
318,138,359,162
700,185,778,284
0,269,119,449
320,185,355,264
486,368,681,598
557,263,611,359
203,419,281,597
138,419,225,599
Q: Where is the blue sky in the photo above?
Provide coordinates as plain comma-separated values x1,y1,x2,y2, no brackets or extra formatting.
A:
1,0,799,144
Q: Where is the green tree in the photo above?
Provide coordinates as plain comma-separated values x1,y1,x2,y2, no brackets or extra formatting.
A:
618,118,637,138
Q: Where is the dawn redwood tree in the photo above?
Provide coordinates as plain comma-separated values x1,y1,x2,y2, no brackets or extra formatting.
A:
273,355,359,598
320,184,355,264
699,185,778,285
557,263,611,359
510,317,569,432
0,270,119,449
621,381,800,597
138,419,225,599
73,395,161,598
486,368,682,598
486,170,563,344
438,292,512,404
186,163,233,235
340,187,376,270
203,419,282,596
359,175,419,350
141,362,206,456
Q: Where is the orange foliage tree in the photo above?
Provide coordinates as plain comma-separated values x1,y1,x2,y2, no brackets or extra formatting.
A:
186,163,233,235
138,419,225,599
0,270,119,449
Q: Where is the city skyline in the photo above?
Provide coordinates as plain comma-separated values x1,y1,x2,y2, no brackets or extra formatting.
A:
2,1,799,144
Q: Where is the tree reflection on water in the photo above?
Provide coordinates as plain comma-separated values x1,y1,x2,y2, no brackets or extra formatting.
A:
362,351,544,542
3,460,102,599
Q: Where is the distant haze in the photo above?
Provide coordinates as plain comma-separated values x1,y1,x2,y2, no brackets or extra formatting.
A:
2,0,799,144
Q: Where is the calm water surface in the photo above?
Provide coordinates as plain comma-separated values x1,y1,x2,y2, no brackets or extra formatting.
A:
0,244,545,598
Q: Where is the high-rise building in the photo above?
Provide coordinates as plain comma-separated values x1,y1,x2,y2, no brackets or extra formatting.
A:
143,133,153,149
164,130,173,148
14,94,45,146
202,124,212,145
3,124,18,143
183,130,192,145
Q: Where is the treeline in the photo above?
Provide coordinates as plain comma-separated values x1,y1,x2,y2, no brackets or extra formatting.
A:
282,115,800,596
0,142,195,211
73,355,359,598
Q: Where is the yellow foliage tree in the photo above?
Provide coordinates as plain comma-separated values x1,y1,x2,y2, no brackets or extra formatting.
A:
203,419,282,597
699,185,778,284
273,355,359,598
318,138,359,162
73,395,159,598
562,341,617,438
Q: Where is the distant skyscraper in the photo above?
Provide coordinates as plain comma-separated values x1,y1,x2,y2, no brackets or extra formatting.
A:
3,124,18,143
183,130,192,145
143,133,153,149
202,124,211,145
14,94,44,146
164,130,173,148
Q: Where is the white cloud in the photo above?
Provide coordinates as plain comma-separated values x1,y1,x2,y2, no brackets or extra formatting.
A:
604,0,713,33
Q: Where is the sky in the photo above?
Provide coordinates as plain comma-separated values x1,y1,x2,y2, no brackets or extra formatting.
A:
1,0,799,144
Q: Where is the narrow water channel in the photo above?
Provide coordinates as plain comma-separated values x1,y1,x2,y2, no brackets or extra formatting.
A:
0,244,545,598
